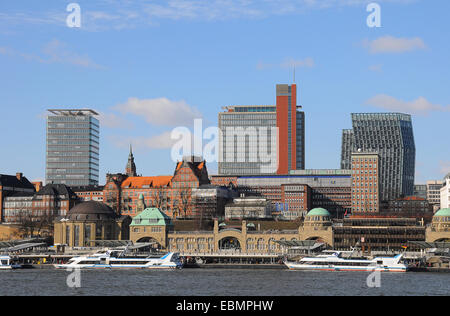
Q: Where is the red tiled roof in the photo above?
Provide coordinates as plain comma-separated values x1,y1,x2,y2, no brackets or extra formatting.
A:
121,176,173,189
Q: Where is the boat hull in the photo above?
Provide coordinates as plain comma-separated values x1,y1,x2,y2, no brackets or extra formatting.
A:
0,265,22,270
53,264,182,270
285,262,407,272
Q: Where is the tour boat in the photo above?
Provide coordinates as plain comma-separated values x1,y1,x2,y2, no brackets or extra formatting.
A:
0,255,22,270
54,250,183,270
284,251,408,272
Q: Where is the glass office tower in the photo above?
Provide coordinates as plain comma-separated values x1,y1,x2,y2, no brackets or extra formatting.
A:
341,113,415,202
218,84,305,175
46,109,100,186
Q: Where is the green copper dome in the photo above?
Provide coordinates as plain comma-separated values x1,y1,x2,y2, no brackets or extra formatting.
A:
434,208,450,217
306,208,331,217
131,208,172,226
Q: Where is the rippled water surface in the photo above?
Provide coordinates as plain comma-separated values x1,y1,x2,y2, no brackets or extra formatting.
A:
0,269,449,296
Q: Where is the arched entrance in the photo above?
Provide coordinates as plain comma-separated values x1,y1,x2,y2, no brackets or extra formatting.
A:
137,237,162,250
219,237,241,250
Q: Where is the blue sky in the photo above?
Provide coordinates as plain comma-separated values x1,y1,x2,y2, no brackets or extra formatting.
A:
0,0,449,184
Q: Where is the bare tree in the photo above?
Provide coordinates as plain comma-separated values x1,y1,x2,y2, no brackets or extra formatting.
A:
178,188,191,219
151,187,165,209
17,211,36,238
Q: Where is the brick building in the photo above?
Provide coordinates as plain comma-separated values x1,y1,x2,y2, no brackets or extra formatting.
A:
0,173,36,222
103,156,211,218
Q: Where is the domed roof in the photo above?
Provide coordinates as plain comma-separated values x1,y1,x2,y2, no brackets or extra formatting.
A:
67,201,117,221
306,208,331,217
131,208,172,226
434,208,450,217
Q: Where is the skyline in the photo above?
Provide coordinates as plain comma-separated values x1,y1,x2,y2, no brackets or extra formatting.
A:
1,0,449,184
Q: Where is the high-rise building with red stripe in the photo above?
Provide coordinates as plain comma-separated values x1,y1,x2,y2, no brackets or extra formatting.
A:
218,83,305,175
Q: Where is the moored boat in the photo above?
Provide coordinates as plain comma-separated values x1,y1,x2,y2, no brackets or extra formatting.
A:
0,255,22,270
54,249,183,270
285,250,408,272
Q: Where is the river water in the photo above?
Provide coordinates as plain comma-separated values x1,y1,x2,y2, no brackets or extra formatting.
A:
0,269,449,296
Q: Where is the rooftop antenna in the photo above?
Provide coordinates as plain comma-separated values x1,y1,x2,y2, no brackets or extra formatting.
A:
293,65,296,83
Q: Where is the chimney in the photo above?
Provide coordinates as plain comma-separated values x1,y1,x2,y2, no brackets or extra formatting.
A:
16,173,23,181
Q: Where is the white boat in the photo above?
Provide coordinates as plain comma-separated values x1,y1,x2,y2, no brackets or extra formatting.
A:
54,250,183,270
0,255,22,270
285,250,408,272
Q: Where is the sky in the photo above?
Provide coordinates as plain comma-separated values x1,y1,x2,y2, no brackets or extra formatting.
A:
0,0,449,185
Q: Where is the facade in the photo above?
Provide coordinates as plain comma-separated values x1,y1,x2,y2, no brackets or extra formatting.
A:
225,196,273,220
341,113,416,202
218,84,305,176
0,173,36,222
351,152,380,213
46,109,100,186
426,208,450,242
413,184,428,200
386,196,433,216
128,207,428,254
220,169,352,218
31,184,79,220
334,217,425,251
441,178,450,210
192,185,235,221
54,201,131,247
72,185,104,202
427,180,444,211
2,182,79,224
103,156,211,218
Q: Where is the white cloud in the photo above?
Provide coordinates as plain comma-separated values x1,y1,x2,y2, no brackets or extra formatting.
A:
0,0,418,31
98,111,134,129
115,97,202,127
440,161,450,177
363,36,426,54
111,131,177,150
365,94,450,116
0,40,104,69
368,64,383,72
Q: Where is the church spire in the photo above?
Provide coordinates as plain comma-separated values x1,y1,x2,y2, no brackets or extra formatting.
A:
126,143,137,177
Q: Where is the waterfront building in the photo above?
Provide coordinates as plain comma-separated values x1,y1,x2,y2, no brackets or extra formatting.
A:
341,113,416,202
2,182,79,224
218,84,305,176
426,208,450,242
53,201,131,247
333,216,426,252
46,109,100,186
128,207,425,253
2,192,34,224
441,177,450,210
0,173,36,222
427,180,444,212
351,151,380,213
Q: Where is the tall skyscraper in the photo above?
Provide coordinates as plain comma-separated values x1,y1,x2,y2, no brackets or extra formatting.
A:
218,84,305,175
341,113,415,202
46,109,100,186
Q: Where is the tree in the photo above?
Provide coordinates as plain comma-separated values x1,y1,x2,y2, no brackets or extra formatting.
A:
178,188,191,219
151,187,165,209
